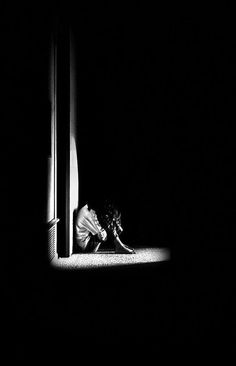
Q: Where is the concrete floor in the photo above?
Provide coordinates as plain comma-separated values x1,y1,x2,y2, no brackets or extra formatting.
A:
51,247,170,270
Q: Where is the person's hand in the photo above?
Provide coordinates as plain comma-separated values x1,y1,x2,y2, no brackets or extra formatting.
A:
99,229,107,241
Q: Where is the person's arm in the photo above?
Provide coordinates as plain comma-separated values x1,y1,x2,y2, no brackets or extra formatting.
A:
90,209,107,241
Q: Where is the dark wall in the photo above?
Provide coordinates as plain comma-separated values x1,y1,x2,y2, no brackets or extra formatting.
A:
3,4,53,264
71,6,236,249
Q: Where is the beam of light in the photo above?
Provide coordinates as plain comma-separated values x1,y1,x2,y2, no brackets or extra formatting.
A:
51,247,170,270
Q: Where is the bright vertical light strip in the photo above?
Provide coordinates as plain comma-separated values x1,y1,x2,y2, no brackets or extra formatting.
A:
69,29,79,256
47,35,54,223
47,33,58,261
54,34,58,251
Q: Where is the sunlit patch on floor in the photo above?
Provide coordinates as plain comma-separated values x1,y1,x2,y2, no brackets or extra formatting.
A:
51,247,170,270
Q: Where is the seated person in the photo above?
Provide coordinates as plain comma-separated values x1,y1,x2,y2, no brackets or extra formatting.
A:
75,200,135,254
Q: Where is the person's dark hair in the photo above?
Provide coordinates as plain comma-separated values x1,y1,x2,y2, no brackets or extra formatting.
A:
79,196,121,231
96,199,122,234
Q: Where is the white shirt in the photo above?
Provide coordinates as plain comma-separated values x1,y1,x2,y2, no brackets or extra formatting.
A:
75,204,107,249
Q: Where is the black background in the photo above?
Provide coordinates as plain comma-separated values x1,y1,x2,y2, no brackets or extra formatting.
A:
73,6,236,248
3,2,236,360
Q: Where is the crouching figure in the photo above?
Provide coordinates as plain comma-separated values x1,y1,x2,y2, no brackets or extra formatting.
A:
75,200,135,254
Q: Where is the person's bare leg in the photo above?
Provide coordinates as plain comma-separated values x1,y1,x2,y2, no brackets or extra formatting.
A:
92,241,102,253
114,236,135,254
